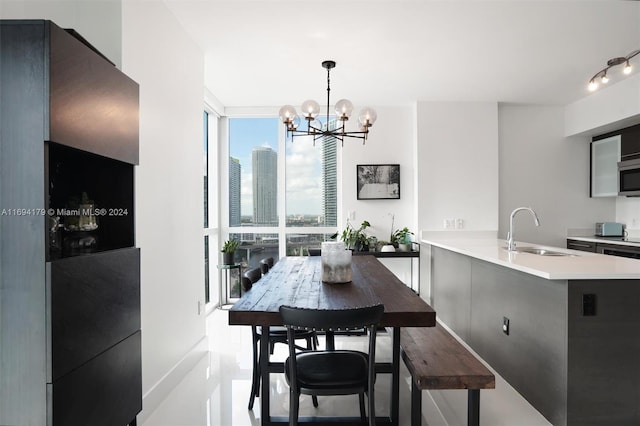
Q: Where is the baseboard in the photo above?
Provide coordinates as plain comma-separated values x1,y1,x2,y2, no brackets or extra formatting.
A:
137,336,209,424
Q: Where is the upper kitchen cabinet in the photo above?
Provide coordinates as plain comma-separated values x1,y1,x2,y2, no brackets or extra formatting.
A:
591,134,620,197
620,123,640,161
49,23,139,164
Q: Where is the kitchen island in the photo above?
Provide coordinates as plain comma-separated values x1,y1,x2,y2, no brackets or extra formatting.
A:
422,236,640,426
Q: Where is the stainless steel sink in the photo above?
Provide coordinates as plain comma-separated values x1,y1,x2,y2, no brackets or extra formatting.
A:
506,247,575,256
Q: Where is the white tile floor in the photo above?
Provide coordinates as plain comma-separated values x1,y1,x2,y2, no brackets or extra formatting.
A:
140,308,551,426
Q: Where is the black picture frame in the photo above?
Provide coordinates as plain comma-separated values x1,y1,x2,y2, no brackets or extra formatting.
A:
356,164,400,200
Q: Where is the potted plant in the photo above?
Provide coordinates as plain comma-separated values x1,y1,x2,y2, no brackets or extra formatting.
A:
378,240,396,252
391,227,414,252
221,239,239,265
334,220,371,251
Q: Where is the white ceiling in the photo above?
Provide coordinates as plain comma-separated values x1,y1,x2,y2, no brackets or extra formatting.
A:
164,0,640,109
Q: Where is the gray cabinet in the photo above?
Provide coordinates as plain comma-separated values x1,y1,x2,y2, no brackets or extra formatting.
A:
0,20,140,426
431,246,640,426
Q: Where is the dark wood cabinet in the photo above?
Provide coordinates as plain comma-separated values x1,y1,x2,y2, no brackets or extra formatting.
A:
0,20,140,426
594,123,640,162
566,239,597,252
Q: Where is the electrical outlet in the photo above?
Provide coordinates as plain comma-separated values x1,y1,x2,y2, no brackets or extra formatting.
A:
444,218,455,229
455,218,464,229
348,210,356,221
502,317,510,335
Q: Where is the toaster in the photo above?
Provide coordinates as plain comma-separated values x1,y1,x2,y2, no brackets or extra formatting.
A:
595,222,624,237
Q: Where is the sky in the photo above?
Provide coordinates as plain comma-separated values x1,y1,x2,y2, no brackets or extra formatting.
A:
229,117,324,216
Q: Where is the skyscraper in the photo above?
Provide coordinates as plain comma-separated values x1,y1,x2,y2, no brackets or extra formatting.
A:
229,157,241,226
322,119,338,226
252,146,278,225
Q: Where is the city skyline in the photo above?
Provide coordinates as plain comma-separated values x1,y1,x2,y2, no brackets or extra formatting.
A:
228,117,338,223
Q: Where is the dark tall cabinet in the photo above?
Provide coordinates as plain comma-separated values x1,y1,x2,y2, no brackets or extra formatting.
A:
0,20,141,425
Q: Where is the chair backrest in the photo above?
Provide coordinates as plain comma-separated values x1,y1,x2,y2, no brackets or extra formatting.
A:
279,304,384,396
307,247,321,256
279,305,384,332
259,257,274,274
241,267,262,292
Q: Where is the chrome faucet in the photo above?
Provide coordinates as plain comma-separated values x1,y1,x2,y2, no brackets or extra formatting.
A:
506,207,540,251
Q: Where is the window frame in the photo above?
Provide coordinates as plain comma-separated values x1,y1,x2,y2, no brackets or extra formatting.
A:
221,108,342,260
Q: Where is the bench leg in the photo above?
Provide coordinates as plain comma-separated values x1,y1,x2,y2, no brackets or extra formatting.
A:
411,379,422,426
468,389,480,426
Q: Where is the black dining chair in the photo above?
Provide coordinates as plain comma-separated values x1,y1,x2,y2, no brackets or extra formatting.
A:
243,267,318,410
259,257,274,274
279,304,385,426
307,247,321,256
241,267,261,293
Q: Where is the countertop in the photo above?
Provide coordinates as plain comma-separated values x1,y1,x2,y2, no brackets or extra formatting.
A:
567,235,640,248
421,237,640,280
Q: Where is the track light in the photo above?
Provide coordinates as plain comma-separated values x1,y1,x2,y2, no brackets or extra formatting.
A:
588,49,639,91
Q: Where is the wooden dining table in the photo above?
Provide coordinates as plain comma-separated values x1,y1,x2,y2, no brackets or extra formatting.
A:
229,255,436,426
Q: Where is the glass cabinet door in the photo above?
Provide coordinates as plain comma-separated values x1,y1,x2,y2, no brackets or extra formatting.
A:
591,135,620,197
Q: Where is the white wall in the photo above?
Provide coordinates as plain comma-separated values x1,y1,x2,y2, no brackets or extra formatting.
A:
565,73,640,138
416,101,499,232
498,104,615,247
122,0,207,419
341,105,417,242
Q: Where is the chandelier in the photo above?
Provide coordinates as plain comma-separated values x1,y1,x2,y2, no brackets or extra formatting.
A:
278,60,377,146
588,49,640,91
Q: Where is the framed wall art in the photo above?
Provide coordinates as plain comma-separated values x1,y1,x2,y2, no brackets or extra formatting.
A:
356,164,400,200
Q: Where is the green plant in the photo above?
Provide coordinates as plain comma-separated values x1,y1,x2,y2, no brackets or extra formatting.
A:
221,239,239,253
334,220,371,251
391,227,413,245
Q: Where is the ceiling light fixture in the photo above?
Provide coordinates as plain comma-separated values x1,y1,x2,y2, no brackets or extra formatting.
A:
588,49,640,91
279,60,376,146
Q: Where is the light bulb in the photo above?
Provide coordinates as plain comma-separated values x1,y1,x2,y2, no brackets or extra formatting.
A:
588,80,598,92
334,99,354,121
301,100,320,119
279,105,297,124
601,73,609,84
358,107,377,127
624,61,632,75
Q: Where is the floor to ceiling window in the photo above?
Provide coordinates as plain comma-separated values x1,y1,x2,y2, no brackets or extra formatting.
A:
224,115,339,270
204,109,219,306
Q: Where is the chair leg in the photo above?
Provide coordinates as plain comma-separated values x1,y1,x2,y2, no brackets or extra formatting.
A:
368,389,375,426
359,393,366,422
290,390,299,426
312,395,318,407
248,329,260,410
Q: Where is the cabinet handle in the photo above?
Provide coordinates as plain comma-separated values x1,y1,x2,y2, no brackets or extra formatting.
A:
569,242,592,248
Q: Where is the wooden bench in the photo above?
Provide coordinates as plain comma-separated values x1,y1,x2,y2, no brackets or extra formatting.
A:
400,323,496,426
